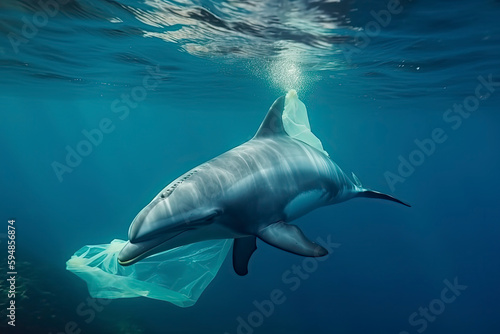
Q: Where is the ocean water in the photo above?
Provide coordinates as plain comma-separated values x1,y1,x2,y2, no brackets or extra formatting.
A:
1,0,500,333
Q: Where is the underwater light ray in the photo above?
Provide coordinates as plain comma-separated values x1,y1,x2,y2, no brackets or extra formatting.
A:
267,43,306,93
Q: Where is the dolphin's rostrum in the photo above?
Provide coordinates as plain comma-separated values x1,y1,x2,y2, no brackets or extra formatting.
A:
118,91,410,276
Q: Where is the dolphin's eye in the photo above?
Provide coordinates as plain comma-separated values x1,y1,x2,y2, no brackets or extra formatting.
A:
160,194,165,199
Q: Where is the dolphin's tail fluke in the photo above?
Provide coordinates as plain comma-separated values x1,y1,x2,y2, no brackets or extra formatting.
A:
351,172,410,207
356,189,411,207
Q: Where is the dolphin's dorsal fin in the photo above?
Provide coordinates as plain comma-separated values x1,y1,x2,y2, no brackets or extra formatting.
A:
253,92,329,156
254,96,286,138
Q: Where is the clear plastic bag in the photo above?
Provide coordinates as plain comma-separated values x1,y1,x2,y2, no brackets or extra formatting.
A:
66,239,232,307
283,89,329,156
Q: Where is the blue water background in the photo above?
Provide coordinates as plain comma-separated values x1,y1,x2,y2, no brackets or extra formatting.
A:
1,0,500,333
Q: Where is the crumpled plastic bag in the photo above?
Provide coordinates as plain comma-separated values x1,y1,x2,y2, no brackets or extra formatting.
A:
283,89,329,156
66,239,232,307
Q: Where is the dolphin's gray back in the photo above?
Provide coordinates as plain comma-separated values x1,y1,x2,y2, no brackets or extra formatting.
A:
138,93,357,239
169,136,353,231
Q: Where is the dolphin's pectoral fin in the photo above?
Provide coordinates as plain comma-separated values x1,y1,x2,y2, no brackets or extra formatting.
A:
232,236,257,276
257,222,327,257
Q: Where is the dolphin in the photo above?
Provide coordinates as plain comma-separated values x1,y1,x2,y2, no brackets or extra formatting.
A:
118,92,409,275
